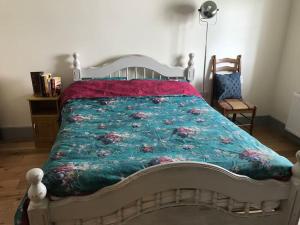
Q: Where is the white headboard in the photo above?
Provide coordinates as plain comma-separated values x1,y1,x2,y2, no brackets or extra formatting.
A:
72,53,195,82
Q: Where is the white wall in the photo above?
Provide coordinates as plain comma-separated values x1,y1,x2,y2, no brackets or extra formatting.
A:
0,0,291,127
272,0,300,123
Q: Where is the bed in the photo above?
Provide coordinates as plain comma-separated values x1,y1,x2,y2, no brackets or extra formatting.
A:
17,53,300,225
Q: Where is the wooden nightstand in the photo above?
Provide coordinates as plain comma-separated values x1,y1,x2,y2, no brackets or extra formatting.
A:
28,96,60,148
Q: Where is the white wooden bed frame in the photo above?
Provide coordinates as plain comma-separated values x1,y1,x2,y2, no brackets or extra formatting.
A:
25,53,300,225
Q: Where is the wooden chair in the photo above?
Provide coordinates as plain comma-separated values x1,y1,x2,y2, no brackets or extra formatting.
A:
211,55,256,134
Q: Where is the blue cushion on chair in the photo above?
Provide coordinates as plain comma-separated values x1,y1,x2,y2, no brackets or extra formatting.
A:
214,72,242,100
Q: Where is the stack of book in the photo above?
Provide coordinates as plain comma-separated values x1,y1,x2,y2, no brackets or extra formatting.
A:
30,72,61,97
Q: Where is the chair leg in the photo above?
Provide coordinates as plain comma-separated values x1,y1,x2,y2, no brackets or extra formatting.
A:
222,109,227,116
250,107,256,135
232,113,237,122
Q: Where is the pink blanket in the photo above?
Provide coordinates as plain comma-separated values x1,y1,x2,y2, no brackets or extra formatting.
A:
61,80,201,105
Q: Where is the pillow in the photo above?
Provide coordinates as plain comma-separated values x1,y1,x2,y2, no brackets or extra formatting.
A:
214,72,242,100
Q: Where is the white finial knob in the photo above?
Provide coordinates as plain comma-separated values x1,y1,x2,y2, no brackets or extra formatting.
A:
73,52,79,59
186,53,195,82
73,52,81,69
26,168,47,205
26,168,43,184
188,53,195,67
292,151,300,181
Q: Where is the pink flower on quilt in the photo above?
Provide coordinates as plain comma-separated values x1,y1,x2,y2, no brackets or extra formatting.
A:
239,149,271,166
69,114,92,122
72,115,85,122
131,112,148,119
148,156,174,166
53,164,77,187
152,97,167,104
140,145,154,153
188,108,204,115
159,156,174,163
53,164,76,174
220,137,232,144
189,108,201,115
51,152,65,160
175,127,196,138
98,123,107,129
98,132,123,144
164,119,173,125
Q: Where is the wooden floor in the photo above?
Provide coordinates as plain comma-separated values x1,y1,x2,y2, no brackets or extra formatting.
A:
0,125,299,225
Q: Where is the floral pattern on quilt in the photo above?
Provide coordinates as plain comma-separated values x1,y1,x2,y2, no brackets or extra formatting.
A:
41,95,292,197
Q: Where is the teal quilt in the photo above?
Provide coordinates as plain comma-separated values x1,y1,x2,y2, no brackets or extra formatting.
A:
44,95,292,197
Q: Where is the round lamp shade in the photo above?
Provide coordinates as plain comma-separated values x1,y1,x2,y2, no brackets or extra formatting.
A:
199,1,218,19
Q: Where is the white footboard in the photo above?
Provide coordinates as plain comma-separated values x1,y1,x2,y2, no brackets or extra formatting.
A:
26,151,300,225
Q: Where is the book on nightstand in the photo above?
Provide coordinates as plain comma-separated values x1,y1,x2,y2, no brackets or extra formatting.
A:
52,76,62,96
30,72,61,97
42,73,51,97
30,71,44,97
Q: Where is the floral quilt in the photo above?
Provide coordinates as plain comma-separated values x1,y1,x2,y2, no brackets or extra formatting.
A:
15,80,292,225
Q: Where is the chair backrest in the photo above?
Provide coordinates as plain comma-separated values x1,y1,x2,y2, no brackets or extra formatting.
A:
211,55,241,105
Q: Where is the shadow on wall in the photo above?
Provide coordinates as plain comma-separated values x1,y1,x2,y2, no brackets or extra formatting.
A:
164,2,196,67
53,55,73,89
245,1,288,114
0,75,32,129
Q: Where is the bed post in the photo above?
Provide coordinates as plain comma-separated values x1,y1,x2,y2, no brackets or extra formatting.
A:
26,168,49,225
285,151,300,225
186,53,195,82
73,52,81,81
